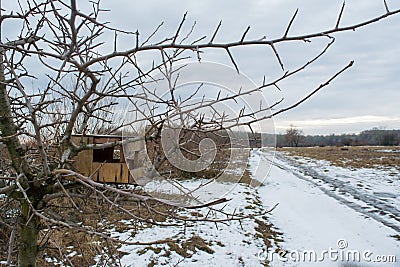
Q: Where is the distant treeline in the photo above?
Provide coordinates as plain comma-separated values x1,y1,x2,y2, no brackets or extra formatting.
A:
267,129,400,147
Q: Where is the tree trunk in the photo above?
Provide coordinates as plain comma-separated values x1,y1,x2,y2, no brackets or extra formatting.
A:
1,21,40,267
17,201,39,267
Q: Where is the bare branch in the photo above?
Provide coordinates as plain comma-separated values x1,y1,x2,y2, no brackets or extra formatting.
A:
283,9,298,38
7,223,16,266
226,47,239,73
209,20,222,44
271,61,354,118
335,1,346,29
270,43,284,70
240,25,251,43
172,11,188,44
383,0,390,13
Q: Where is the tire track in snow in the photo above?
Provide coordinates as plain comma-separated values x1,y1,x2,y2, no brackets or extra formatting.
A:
264,152,400,234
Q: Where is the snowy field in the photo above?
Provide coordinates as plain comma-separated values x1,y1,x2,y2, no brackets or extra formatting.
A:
255,150,399,267
112,149,399,267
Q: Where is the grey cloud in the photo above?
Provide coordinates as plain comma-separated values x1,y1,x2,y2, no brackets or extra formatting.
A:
3,0,399,134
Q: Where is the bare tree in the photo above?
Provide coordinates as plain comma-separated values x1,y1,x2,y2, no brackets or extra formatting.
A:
285,125,304,147
0,0,399,266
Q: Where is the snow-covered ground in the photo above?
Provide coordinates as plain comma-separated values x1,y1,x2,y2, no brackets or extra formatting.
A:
254,150,400,267
113,149,399,267
113,180,276,267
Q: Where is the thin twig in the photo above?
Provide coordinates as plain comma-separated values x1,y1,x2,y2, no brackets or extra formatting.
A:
335,1,346,29
172,12,187,44
240,26,251,43
283,9,298,38
209,20,222,44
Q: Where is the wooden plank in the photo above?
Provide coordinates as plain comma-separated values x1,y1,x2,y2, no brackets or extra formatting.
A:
93,136,121,144
92,162,130,183
121,164,130,183
71,136,93,176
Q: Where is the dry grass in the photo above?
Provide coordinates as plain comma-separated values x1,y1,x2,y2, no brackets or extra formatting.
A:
0,192,215,266
37,227,123,266
32,194,175,266
254,216,284,267
167,234,214,257
136,234,215,266
277,146,400,170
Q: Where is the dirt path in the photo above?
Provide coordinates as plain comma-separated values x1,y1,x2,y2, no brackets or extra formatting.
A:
252,150,400,267
273,153,400,233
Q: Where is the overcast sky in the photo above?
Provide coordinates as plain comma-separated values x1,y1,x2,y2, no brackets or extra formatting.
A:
101,0,400,135
4,0,400,135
